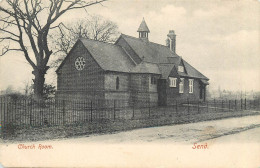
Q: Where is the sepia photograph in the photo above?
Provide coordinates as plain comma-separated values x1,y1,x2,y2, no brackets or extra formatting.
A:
0,0,259,167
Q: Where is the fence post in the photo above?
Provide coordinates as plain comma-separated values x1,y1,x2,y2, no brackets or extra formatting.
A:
241,98,243,110
2,98,4,136
197,101,200,113
229,100,230,112
63,100,65,125
90,101,93,122
114,100,116,121
29,99,32,126
235,100,237,111
149,101,151,118
176,100,178,113
244,98,246,110
6,100,9,128
2,98,5,131
214,99,216,111
132,100,134,119
207,101,209,113
0,98,1,122
14,100,16,126
24,99,27,127
222,100,224,112
187,99,190,113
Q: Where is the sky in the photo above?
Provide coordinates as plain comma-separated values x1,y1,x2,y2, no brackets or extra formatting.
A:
0,0,259,92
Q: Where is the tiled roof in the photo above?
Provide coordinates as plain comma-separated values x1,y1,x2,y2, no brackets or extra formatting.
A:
130,61,161,74
167,57,181,66
57,34,209,81
120,34,179,64
137,18,150,32
182,60,209,80
120,34,208,80
80,38,135,73
157,64,175,79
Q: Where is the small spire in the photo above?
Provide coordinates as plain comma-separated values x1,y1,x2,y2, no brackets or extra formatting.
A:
137,18,150,32
137,18,150,40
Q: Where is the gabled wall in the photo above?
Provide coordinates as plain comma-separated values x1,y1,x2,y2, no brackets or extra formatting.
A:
159,66,204,105
56,41,105,100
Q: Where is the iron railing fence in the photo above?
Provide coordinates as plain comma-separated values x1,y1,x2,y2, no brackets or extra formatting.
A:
0,97,259,129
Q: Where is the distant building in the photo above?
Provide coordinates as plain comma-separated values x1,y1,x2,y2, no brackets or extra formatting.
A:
56,18,209,106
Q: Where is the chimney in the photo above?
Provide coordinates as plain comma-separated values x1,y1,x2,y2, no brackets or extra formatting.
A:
166,30,176,53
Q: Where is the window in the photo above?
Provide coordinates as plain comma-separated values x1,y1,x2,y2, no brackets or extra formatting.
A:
75,57,86,71
178,66,184,72
169,77,177,87
116,77,119,90
179,78,184,93
189,79,194,93
151,76,157,85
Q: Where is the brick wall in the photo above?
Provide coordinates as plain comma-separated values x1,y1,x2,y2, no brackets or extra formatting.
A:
166,77,202,105
129,74,159,106
104,72,131,102
104,72,130,91
56,41,105,100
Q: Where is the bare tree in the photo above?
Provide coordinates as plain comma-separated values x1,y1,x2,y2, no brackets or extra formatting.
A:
50,15,119,68
23,80,33,96
0,0,108,100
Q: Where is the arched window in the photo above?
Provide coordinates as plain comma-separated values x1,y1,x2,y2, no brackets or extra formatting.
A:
116,77,119,90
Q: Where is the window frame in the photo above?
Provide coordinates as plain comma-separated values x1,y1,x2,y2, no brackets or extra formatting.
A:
178,66,184,72
189,79,194,93
169,77,177,87
151,76,157,85
179,78,184,93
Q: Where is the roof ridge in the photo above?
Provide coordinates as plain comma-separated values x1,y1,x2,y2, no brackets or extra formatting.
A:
141,61,159,65
121,34,164,46
121,34,178,55
121,34,141,40
149,41,168,48
158,63,176,65
79,37,119,47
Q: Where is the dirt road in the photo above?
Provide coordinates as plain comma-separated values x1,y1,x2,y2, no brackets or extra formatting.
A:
0,115,259,168
55,114,260,143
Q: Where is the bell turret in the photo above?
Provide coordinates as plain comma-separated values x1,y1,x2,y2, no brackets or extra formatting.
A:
137,18,150,40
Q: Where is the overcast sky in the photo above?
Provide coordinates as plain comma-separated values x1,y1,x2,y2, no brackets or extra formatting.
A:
0,0,259,92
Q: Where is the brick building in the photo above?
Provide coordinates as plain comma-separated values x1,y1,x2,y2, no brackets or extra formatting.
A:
56,19,209,106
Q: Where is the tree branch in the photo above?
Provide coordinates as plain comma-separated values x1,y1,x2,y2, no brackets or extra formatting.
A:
12,2,37,69
0,28,20,37
0,37,20,42
0,46,23,56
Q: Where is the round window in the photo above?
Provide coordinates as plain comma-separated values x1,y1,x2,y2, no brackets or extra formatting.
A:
75,57,86,71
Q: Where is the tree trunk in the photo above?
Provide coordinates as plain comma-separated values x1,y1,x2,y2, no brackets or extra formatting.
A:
32,69,46,100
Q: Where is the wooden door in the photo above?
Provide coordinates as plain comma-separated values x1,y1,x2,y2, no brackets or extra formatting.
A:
157,79,167,106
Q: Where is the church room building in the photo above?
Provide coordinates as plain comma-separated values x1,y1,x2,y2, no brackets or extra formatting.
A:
56,18,209,106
